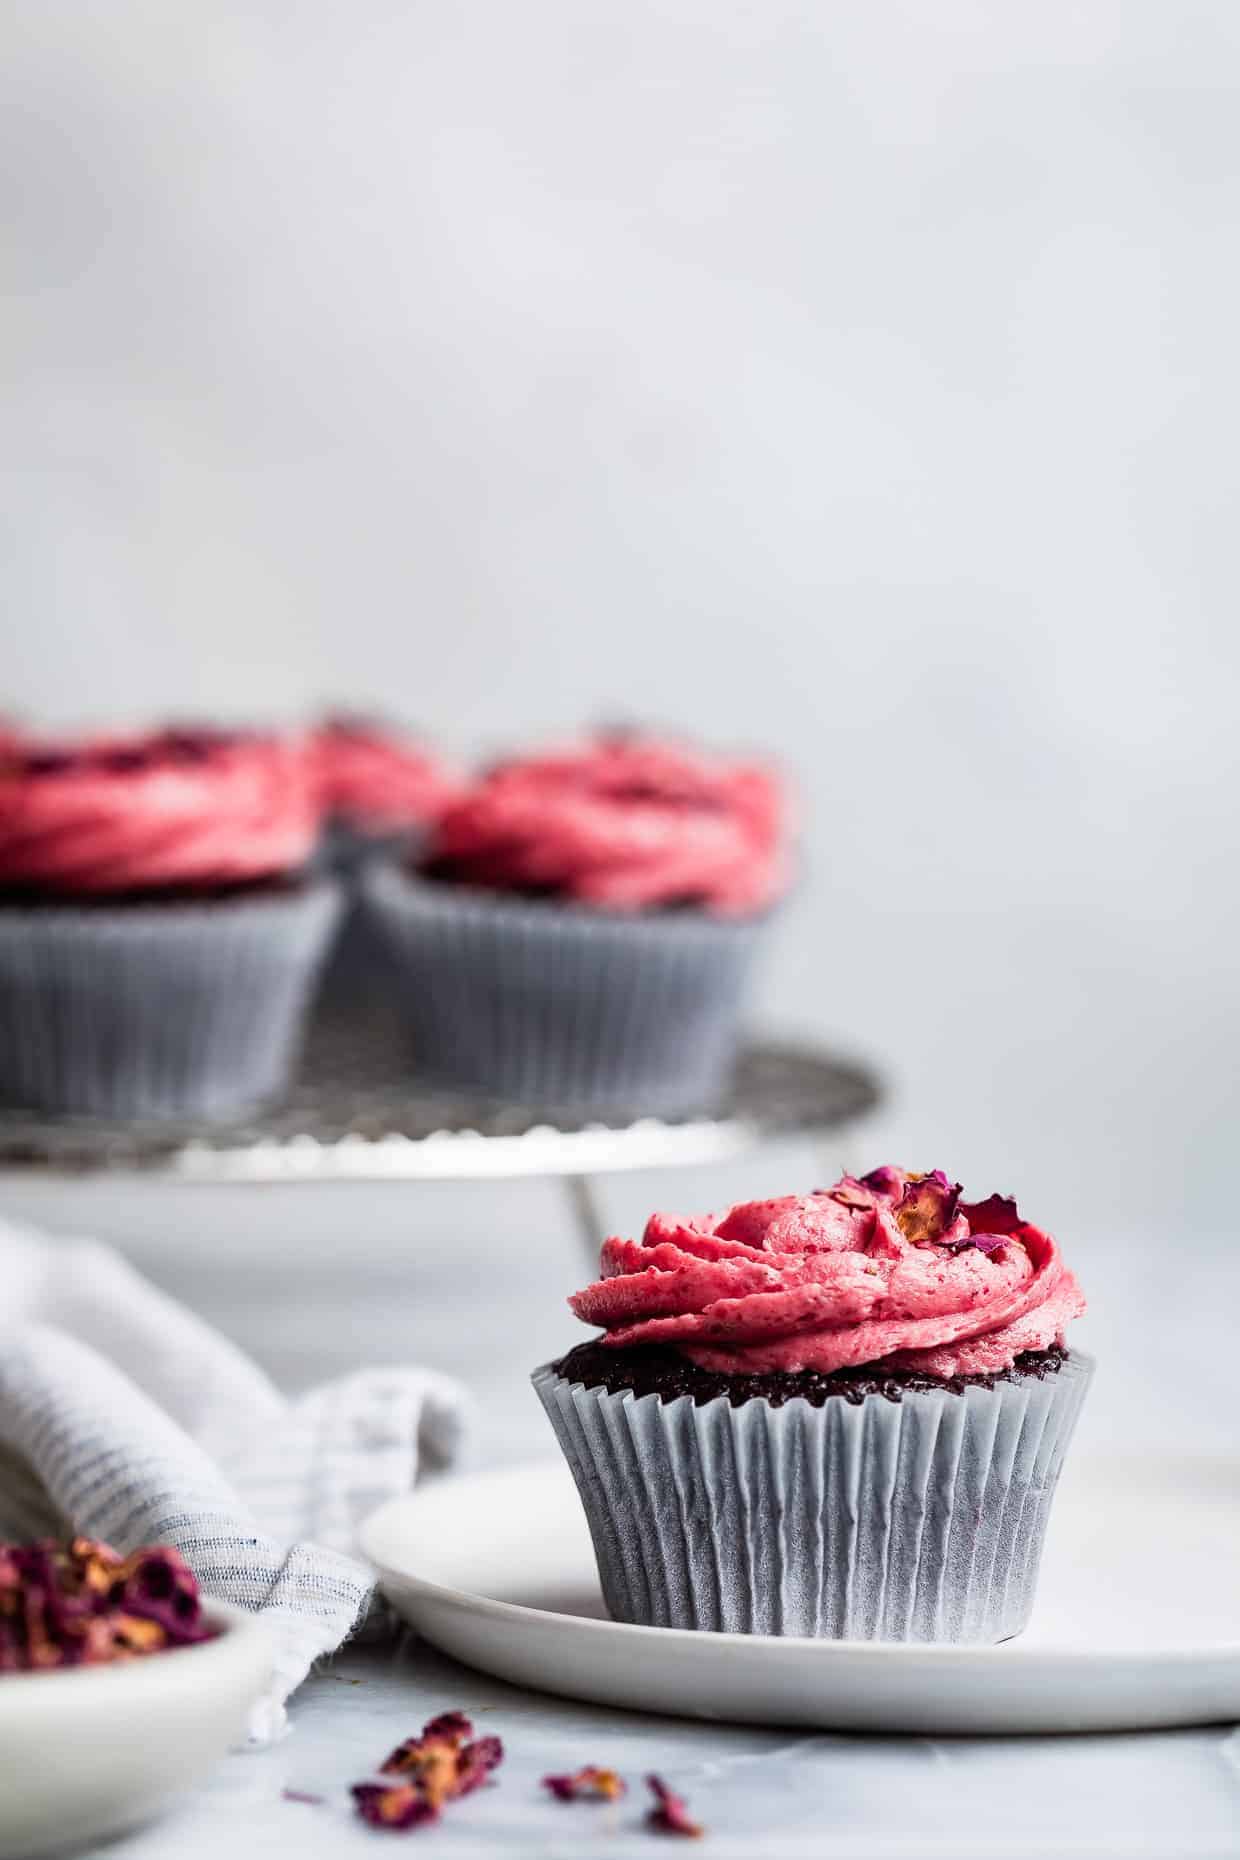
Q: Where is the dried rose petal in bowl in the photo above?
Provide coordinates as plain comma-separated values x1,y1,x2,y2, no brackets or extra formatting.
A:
0,1537,214,1673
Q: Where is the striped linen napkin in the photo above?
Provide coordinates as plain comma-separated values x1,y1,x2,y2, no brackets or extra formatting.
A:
0,1217,468,1741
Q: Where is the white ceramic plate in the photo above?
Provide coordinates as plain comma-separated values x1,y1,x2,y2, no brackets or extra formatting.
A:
363,1454,1240,1736
0,1602,272,1860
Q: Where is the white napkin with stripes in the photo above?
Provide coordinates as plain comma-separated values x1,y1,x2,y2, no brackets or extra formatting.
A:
0,1217,468,1741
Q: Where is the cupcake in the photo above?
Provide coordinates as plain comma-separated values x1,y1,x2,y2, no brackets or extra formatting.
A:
362,733,791,1111
533,1168,1091,1642
308,714,460,871
307,716,460,1019
0,727,341,1118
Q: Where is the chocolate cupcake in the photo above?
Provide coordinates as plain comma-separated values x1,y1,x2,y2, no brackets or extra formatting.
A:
308,714,460,873
0,728,341,1118
362,733,791,1111
533,1168,1091,1642
307,715,459,1016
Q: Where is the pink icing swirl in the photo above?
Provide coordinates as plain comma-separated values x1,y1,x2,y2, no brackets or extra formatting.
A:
568,1168,1086,1378
425,735,789,916
309,717,460,832
0,729,317,895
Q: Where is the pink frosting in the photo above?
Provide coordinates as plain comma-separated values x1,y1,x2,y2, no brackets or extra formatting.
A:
568,1169,1086,1378
0,729,317,894
309,717,460,833
426,735,789,916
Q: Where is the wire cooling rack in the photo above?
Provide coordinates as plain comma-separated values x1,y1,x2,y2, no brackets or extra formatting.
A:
0,1011,882,1183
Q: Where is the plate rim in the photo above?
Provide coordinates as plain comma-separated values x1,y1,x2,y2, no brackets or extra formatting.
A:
361,1457,1240,1669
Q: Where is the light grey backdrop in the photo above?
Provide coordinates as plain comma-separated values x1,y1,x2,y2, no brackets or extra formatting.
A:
3,3,1236,1401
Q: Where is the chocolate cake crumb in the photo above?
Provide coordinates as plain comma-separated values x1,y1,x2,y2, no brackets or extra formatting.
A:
550,1340,1070,1408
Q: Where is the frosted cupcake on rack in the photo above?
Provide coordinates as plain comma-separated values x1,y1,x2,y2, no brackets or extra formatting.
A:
534,1167,1091,1642
0,727,340,1117
308,715,460,870
306,714,460,1017
362,731,792,1111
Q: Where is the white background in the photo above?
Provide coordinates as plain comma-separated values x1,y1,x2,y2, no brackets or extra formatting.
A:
3,2,1236,1384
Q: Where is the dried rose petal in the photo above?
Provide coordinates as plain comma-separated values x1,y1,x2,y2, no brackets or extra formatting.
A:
860,1165,903,1196
282,1788,326,1806
381,1712,473,1774
827,1166,904,1211
352,1783,439,1831
825,1179,873,1210
0,1537,212,1672
894,1171,961,1246
943,1231,1008,1256
420,1710,474,1742
456,1735,503,1797
960,1193,1023,1236
646,1774,704,1838
373,1712,502,1817
542,1765,627,1801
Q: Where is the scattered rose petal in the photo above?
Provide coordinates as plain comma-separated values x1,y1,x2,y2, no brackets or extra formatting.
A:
542,1765,627,1802
646,1774,704,1838
456,1734,504,1797
894,1171,961,1246
282,1789,325,1806
420,1710,474,1742
352,1783,439,1831
365,1712,503,1826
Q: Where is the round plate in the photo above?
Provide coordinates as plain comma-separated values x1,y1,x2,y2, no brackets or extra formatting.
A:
362,1456,1240,1736
0,1034,880,1181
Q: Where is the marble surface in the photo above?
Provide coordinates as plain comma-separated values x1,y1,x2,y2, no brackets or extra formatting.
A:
5,1154,1239,1859
105,1635,1240,1860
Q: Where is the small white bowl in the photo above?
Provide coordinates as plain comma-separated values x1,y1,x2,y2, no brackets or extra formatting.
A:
0,1602,273,1859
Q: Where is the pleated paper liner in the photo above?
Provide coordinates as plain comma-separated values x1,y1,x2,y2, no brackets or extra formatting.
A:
533,1351,1094,1643
362,864,774,1113
0,879,342,1119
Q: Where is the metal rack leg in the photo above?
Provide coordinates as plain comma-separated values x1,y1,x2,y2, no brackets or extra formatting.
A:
565,1173,606,1266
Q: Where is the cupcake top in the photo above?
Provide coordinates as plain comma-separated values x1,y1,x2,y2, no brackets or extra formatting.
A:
0,728,317,897
309,715,460,834
568,1168,1085,1379
423,734,789,916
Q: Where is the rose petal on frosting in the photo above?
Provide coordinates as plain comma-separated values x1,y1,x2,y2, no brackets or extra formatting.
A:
826,1178,877,1210
960,1193,1023,1235
944,1231,1009,1256
861,1165,903,1196
894,1171,961,1246
826,1167,902,1209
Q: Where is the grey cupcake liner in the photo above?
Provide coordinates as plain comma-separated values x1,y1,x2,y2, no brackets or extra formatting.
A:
361,864,772,1112
314,826,432,1021
0,879,342,1119
314,818,419,879
533,1351,1094,1643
